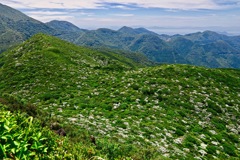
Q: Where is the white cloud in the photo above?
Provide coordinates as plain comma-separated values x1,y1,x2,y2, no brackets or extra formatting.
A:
2,0,239,10
26,11,68,16
23,10,74,22
22,10,94,22
1,0,240,35
1,0,102,9
31,15,74,23
104,0,219,10
112,14,134,17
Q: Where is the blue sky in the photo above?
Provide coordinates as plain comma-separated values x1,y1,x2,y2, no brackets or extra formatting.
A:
1,0,240,35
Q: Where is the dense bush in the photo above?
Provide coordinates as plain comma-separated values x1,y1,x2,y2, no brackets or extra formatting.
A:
0,110,61,159
223,143,237,156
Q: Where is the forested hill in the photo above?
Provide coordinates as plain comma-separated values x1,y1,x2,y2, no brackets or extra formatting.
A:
0,3,55,53
47,21,240,68
1,3,240,68
0,33,239,159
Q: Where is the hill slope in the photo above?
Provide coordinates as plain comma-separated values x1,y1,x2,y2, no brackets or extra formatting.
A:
46,20,86,43
0,34,239,159
169,31,240,68
0,3,55,53
0,33,150,96
48,22,240,68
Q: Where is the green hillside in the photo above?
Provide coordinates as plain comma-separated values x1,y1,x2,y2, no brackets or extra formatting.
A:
0,3,55,53
0,34,240,159
46,20,86,43
0,33,147,94
53,26,240,68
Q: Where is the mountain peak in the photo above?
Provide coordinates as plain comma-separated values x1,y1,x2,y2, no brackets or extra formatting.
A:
118,26,156,35
46,20,83,32
118,26,134,32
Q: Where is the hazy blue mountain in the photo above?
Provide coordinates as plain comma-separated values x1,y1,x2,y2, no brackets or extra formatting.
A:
46,20,85,33
0,3,56,53
169,31,240,68
69,27,240,68
1,3,240,68
46,20,87,43
118,26,158,35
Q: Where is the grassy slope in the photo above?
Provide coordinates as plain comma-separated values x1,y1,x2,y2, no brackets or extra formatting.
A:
0,34,239,159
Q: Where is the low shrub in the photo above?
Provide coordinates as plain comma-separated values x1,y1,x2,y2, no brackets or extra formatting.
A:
0,110,63,159
223,143,237,156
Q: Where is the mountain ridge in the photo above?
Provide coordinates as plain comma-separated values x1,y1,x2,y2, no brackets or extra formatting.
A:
45,21,240,68
0,3,56,53
1,3,240,68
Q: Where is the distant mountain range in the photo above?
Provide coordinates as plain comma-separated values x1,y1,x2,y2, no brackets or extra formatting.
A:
1,3,240,68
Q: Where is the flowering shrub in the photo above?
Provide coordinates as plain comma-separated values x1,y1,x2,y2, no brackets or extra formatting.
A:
0,34,239,159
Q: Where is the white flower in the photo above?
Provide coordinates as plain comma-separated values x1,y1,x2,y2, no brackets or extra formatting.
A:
209,130,216,135
199,149,207,156
159,146,168,153
166,132,173,138
200,143,207,149
211,141,219,145
198,121,206,127
89,115,94,120
199,134,206,139
113,102,121,109
74,105,79,109
182,120,187,124
183,148,190,152
15,62,22,67
57,108,63,112
174,137,183,144
68,117,77,122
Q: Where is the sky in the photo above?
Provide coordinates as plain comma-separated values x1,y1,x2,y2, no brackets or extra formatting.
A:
1,0,240,35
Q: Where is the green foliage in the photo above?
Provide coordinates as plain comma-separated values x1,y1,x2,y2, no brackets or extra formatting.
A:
175,125,186,136
183,135,200,148
0,34,240,159
207,100,222,113
0,94,39,117
206,145,217,155
56,25,240,68
223,143,237,156
212,117,226,131
0,110,58,159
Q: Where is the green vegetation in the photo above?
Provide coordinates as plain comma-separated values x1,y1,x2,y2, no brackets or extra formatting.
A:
0,3,55,53
0,34,240,159
0,108,61,159
52,25,240,68
1,2,240,69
